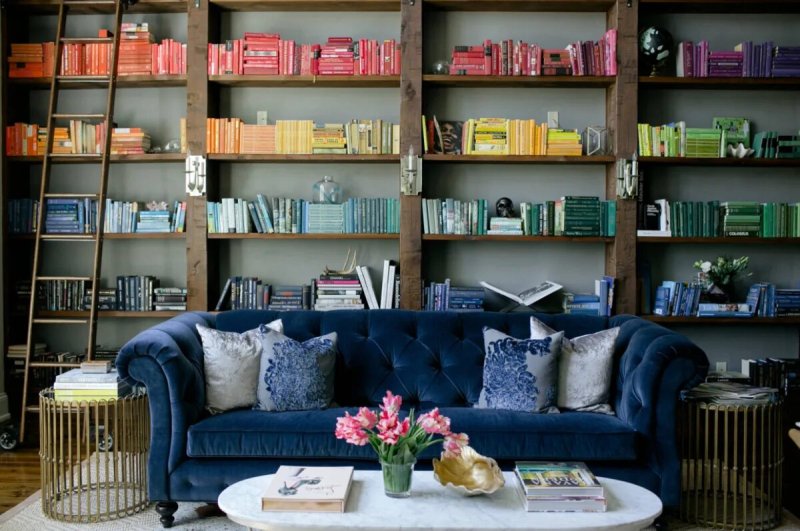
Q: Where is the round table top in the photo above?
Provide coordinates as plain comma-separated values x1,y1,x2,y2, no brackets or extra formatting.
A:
218,470,662,531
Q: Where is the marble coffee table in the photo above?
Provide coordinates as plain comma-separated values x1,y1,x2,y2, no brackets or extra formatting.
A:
218,470,662,531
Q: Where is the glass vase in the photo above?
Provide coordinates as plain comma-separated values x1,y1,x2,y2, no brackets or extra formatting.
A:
312,175,342,204
380,459,416,498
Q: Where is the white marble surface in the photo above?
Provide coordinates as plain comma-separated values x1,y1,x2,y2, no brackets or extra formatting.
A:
217,471,662,531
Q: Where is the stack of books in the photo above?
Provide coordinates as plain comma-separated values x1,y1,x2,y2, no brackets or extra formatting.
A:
44,198,97,234
685,128,723,158
115,275,160,311
104,200,186,233
119,23,155,76
8,199,39,234
39,279,90,311
488,217,523,235
562,293,602,315
422,198,489,235
424,280,485,312
722,201,762,237
85,288,117,310
514,462,606,512
262,466,354,513
545,129,583,156
216,277,270,310
707,51,744,77
268,285,311,311
319,37,355,76
314,273,365,311
53,368,133,403
154,287,187,311
110,127,151,155
8,43,54,78
773,46,800,77
555,196,601,237
468,118,507,155
312,124,347,154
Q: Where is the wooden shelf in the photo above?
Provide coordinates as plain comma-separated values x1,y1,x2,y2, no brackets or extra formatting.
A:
104,233,186,240
9,75,187,89
207,154,400,163
423,234,613,242
639,0,800,13
37,311,182,319
424,75,614,88
8,153,186,164
424,0,615,11
643,315,800,325
423,154,615,164
210,0,400,11
638,237,800,244
6,0,188,13
638,156,800,167
210,75,399,87
209,233,399,240
639,76,800,90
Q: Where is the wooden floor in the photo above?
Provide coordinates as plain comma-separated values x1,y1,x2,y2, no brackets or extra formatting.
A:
0,446,41,515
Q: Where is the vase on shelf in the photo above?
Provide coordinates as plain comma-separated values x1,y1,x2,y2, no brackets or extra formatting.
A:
701,283,736,303
312,175,342,204
380,459,416,498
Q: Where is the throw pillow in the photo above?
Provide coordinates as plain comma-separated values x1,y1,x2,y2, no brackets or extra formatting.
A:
477,327,563,413
196,319,283,414
255,330,338,412
529,317,620,414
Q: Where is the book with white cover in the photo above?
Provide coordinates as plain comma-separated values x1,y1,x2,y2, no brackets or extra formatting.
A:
480,280,563,307
55,368,122,385
356,265,378,309
262,466,354,513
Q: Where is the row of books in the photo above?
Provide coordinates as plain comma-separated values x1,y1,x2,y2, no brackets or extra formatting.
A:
208,34,400,76
740,357,799,395
423,280,484,312
449,31,617,77
104,200,187,233
33,279,186,312
216,279,312,311
652,281,800,318
313,274,366,312
514,462,606,512
639,200,800,238
8,199,39,233
748,283,800,318
422,197,616,237
676,41,800,78
39,279,89,312
206,197,400,235
4,122,152,156
563,278,615,317
206,118,399,155
45,198,97,234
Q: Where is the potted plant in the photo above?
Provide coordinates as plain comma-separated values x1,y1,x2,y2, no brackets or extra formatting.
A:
693,256,751,302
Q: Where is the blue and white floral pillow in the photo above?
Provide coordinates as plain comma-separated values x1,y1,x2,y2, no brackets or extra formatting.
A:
255,329,338,412
477,327,563,413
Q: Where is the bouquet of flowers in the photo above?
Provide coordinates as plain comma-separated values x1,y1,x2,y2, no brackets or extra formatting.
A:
693,256,750,289
335,390,469,465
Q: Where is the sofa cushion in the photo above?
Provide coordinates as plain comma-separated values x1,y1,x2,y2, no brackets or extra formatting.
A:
187,407,638,462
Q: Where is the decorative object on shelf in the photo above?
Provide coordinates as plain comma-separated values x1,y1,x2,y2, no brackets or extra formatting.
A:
495,197,516,218
584,126,612,156
639,26,673,77
312,175,343,204
616,153,639,199
400,145,422,196
323,249,358,276
185,153,206,197
727,143,754,158
694,256,751,303
432,446,504,496
431,60,450,75
163,139,181,153
334,390,469,498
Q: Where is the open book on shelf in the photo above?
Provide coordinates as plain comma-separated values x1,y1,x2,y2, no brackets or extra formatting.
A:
480,280,562,307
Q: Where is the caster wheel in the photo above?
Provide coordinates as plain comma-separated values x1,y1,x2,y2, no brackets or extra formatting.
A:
0,427,19,451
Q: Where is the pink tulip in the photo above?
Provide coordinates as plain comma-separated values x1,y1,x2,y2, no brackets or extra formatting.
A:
443,432,469,458
381,390,402,415
377,409,398,435
417,408,452,435
355,407,378,429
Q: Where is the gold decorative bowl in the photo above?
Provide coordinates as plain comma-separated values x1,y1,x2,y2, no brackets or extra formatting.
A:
432,446,505,496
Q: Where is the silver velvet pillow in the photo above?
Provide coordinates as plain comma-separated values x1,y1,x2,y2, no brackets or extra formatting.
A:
197,319,283,414
529,317,620,414
477,326,563,413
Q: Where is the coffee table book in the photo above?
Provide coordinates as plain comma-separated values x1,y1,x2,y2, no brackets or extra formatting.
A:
514,462,604,496
513,473,607,512
261,466,354,513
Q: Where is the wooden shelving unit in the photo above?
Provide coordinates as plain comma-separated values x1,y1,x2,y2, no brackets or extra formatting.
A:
423,235,614,242
423,154,615,164
638,237,800,244
639,76,800,90
638,156,800,167
8,153,186,164
423,75,615,88
209,233,399,240
424,0,615,12
210,0,400,11
638,0,800,13
207,154,400,163
9,75,187,89
5,0,188,14
209,75,400,87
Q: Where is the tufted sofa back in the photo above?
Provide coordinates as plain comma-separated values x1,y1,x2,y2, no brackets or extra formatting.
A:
215,309,610,409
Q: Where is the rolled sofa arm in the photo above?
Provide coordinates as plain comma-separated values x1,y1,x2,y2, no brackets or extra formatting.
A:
610,315,709,507
116,312,214,501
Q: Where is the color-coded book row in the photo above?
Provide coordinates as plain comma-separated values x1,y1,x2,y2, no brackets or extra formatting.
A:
45,198,97,234
209,34,399,76
563,277,615,316
215,278,312,311
8,199,39,234
676,41,800,78
4,122,154,156
424,280,485,312
104,200,186,233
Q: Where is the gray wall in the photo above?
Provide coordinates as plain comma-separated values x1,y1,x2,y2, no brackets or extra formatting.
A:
13,10,800,366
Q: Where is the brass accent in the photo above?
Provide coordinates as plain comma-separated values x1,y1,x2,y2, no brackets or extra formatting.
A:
432,446,505,496
679,399,783,530
39,389,149,523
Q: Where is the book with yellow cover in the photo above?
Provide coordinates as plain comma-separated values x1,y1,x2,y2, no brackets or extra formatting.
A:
262,466,354,513
514,461,603,497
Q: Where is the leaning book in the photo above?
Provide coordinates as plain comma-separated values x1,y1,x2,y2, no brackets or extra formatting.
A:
514,462,603,496
262,466,354,513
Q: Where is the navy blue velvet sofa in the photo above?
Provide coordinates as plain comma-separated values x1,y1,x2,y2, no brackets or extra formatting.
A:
116,310,708,527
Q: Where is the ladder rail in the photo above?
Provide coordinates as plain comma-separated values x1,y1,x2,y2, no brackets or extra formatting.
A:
86,0,123,360
20,0,69,444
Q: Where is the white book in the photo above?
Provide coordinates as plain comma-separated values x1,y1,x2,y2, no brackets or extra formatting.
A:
386,264,397,309
480,280,563,307
636,230,671,237
380,259,391,309
358,265,379,310
262,466,354,513
55,368,121,385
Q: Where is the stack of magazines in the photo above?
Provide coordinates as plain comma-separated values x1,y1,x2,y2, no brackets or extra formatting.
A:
513,462,606,512
680,382,780,405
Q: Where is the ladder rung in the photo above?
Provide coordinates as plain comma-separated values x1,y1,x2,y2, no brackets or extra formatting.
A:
51,114,106,121
57,76,112,84
25,406,40,414
29,362,82,369
48,154,103,160
32,318,88,325
44,193,100,199
60,38,114,44
40,234,97,241
35,276,93,281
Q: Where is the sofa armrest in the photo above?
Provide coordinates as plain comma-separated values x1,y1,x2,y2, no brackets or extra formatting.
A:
610,315,709,507
116,312,214,501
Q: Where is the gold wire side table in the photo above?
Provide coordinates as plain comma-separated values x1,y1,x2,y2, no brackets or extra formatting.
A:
39,388,150,523
679,398,784,531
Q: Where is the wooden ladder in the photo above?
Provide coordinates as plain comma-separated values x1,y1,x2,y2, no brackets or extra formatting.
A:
18,0,129,443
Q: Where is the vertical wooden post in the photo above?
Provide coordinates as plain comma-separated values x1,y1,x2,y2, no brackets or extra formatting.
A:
186,0,212,311
399,0,423,310
606,0,638,315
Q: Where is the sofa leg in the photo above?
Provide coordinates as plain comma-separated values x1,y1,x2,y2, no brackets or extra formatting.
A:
156,501,178,528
